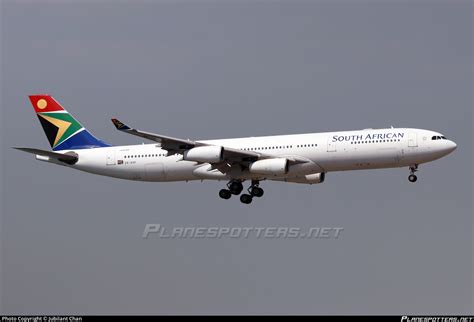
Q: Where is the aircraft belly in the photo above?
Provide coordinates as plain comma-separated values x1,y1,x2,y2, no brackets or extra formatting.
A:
143,162,166,181
321,146,404,171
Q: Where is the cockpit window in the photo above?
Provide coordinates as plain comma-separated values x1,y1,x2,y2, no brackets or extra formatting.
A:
432,136,447,140
432,136,437,140
441,136,447,139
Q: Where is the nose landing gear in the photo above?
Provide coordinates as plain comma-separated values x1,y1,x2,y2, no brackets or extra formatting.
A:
408,164,418,183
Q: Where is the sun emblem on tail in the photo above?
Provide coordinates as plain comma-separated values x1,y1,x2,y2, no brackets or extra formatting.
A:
37,99,48,109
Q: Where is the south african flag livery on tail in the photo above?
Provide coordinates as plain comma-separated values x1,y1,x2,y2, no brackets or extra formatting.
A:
29,95,110,151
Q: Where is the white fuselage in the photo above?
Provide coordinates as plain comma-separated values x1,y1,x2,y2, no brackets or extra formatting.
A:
43,128,456,183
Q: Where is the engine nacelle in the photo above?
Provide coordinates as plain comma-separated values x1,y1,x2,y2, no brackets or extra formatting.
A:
286,172,326,184
184,146,224,163
249,158,288,176
286,160,321,176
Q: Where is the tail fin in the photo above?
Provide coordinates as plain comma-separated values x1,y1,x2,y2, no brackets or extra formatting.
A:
29,95,110,151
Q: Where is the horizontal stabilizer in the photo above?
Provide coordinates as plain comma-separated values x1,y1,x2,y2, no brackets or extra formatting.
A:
13,147,78,165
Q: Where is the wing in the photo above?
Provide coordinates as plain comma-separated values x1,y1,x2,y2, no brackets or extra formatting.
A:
13,147,78,165
111,118,264,163
111,118,197,151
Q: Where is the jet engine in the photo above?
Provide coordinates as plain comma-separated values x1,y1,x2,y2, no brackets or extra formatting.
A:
183,146,224,163
286,172,326,184
249,158,289,176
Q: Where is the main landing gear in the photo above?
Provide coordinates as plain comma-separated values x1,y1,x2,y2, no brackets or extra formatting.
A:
408,164,418,183
218,189,232,200
228,180,243,195
219,180,264,204
219,180,243,201
248,181,264,198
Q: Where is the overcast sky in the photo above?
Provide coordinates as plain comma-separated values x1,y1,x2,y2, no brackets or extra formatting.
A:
1,0,472,315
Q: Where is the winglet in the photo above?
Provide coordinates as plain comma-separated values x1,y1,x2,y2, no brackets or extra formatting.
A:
111,118,131,131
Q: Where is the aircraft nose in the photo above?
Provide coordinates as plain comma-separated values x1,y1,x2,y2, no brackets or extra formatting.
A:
446,140,457,153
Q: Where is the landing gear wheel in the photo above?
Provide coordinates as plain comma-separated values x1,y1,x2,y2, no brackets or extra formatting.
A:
250,186,264,198
228,181,243,195
240,194,253,204
408,164,419,183
219,189,232,199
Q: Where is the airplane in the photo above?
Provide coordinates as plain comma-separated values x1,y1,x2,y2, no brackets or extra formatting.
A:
15,95,457,204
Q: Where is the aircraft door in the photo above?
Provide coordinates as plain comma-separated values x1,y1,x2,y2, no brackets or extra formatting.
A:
327,136,336,152
106,150,116,165
408,132,418,147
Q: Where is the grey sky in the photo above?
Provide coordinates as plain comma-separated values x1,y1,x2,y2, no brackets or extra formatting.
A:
1,0,472,315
